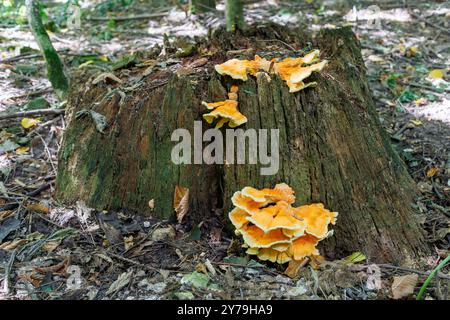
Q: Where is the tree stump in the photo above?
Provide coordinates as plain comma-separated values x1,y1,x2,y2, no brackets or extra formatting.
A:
56,26,429,264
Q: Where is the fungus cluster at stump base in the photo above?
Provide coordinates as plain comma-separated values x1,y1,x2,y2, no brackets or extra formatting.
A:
56,26,429,265
229,183,337,264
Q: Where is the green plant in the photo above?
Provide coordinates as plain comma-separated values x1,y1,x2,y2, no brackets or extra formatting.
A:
416,255,450,300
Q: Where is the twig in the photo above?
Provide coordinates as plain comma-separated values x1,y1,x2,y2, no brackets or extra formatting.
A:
0,50,96,64
36,132,57,176
7,88,53,100
103,250,160,272
0,108,64,121
399,81,450,94
377,264,450,280
211,261,280,276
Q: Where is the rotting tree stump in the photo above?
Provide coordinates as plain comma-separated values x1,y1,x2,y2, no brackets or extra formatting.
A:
56,25,429,264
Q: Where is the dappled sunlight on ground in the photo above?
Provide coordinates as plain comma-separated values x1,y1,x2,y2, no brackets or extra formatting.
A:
408,98,450,123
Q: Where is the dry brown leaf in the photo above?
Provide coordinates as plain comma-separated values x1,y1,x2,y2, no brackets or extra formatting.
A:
173,186,189,224
284,258,309,278
0,239,27,250
195,263,208,275
0,210,15,222
19,272,43,287
188,57,208,68
426,167,439,177
391,274,418,299
176,66,195,78
34,257,70,276
42,240,61,253
26,203,50,214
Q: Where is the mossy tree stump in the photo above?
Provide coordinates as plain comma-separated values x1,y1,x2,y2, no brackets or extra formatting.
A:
57,26,429,264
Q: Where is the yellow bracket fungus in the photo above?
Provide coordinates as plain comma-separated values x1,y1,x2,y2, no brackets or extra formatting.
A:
202,85,247,129
214,50,328,93
228,183,338,265
203,51,327,128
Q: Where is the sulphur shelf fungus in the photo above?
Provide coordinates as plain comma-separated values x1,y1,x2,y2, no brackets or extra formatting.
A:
229,183,338,265
202,85,247,129
214,50,328,93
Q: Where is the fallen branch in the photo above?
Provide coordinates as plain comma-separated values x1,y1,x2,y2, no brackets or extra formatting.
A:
0,108,65,121
0,49,94,64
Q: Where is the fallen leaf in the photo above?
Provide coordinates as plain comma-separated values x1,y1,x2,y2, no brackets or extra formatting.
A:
181,271,209,289
34,258,70,275
174,291,194,300
19,272,43,287
0,238,27,250
173,185,189,224
195,263,208,275
414,97,427,106
410,119,422,126
345,251,367,263
21,118,40,129
42,240,61,252
392,274,418,299
15,146,29,154
0,210,14,222
26,203,50,214
426,167,439,177
106,271,133,295
406,46,419,57
188,57,208,68
176,66,195,78
428,69,445,79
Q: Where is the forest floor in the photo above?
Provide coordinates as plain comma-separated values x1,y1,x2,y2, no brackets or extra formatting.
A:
0,0,449,300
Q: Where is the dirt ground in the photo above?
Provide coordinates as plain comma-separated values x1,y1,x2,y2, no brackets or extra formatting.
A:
0,0,449,300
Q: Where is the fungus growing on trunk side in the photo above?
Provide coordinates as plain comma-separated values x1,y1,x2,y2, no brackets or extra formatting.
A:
228,184,338,265
202,85,247,128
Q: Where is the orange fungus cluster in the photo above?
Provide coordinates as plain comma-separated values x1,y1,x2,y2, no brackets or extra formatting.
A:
229,183,337,264
202,51,327,128
215,50,328,93
202,85,247,129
